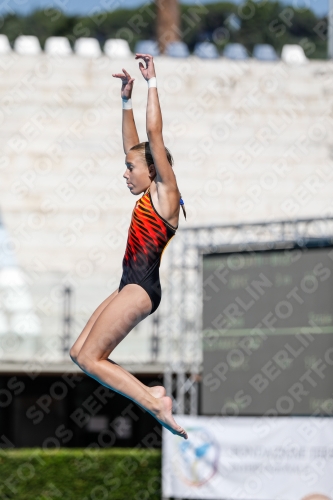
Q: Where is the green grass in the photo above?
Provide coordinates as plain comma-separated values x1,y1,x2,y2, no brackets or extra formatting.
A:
0,448,161,500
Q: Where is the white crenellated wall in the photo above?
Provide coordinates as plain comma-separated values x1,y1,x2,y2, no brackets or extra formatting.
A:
0,51,332,367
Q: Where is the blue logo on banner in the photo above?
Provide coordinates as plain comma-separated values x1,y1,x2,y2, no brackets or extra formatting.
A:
174,427,220,487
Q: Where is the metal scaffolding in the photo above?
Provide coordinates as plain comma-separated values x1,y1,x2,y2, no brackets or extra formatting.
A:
163,217,333,415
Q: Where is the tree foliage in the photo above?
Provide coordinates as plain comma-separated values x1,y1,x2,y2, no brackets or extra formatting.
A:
0,1,327,58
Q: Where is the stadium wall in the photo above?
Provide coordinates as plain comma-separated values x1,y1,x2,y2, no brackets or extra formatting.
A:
0,52,332,369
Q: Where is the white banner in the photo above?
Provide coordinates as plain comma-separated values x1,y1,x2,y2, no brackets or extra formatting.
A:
162,416,333,500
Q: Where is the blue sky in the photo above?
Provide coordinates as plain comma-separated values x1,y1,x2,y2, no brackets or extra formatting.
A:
3,0,328,17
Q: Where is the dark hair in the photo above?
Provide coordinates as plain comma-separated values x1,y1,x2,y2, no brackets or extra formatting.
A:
129,141,186,221
129,141,174,167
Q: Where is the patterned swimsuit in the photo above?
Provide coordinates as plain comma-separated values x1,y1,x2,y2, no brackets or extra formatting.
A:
118,187,177,314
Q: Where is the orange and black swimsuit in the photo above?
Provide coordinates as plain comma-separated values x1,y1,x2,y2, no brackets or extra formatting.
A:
118,187,177,314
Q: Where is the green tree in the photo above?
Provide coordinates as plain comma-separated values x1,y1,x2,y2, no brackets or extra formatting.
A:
0,2,327,59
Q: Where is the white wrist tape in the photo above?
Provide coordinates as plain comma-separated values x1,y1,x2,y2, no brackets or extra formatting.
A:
148,77,157,88
122,97,132,110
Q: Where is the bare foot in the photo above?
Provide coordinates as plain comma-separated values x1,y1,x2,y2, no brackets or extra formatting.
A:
148,385,166,398
154,396,188,439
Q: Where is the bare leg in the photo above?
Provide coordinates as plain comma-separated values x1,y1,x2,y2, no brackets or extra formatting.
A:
70,288,119,357
107,359,166,399
75,284,188,439
70,288,166,399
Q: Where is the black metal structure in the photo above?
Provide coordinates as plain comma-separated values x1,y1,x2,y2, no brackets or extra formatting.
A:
163,217,333,415
63,285,73,356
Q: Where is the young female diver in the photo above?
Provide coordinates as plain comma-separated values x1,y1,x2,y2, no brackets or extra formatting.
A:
69,53,188,439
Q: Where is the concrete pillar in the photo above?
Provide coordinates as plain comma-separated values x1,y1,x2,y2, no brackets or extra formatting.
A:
156,0,181,54
329,0,333,58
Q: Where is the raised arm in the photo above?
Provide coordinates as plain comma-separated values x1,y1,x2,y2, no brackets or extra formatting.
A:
112,68,139,154
135,53,177,189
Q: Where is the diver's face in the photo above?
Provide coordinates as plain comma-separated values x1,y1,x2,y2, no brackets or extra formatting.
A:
123,151,153,195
